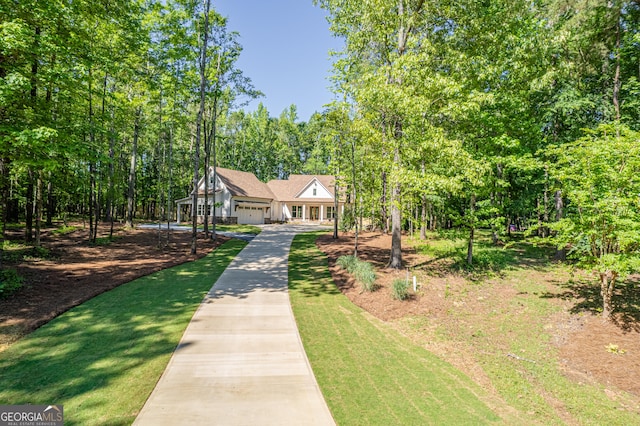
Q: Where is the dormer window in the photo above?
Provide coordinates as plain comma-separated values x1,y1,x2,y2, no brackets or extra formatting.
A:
313,188,317,196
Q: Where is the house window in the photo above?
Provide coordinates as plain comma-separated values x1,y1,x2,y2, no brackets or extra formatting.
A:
326,206,335,219
291,205,303,218
313,188,317,196
197,204,214,216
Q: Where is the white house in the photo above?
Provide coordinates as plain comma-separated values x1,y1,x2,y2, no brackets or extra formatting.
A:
176,168,342,225
267,175,339,222
176,167,275,225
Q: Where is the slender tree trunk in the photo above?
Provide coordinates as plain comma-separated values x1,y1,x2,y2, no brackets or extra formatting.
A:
388,128,402,269
35,171,43,247
381,171,388,234
600,271,617,321
126,107,141,228
106,109,116,237
192,0,211,255
211,96,218,241
420,160,427,240
46,178,54,226
203,116,210,239
613,8,621,124
467,194,476,266
333,176,339,239
25,170,34,243
554,190,566,261
166,123,173,245
0,158,5,269
89,162,96,242
351,140,358,257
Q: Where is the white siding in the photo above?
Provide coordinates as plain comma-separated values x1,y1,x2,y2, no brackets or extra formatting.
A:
298,179,332,199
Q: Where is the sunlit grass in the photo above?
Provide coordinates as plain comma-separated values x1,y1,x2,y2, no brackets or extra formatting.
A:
0,239,247,425
403,231,640,424
196,224,262,234
289,232,501,425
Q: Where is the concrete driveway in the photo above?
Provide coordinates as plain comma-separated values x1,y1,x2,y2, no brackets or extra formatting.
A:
134,225,335,425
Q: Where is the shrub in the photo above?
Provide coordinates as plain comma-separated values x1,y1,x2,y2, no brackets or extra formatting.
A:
336,254,378,292
391,278,410,301
337,255,357,272
0,269,24,298
353,261,377,292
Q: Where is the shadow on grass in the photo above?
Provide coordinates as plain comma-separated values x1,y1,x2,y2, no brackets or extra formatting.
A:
289,232,341,298
542,276,640,333
0,239,246,425
412,232,554,279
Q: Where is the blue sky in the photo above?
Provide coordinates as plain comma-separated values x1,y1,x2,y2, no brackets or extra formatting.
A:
214,0,343,122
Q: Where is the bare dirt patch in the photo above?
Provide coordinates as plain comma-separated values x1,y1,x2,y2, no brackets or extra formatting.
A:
316,231,640,404
1,223,228,350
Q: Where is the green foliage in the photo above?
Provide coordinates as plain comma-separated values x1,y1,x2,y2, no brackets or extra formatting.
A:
0,269,23,298
337,254,378,292
338,206,355,232
52,225,78,235
391,278,410,301
336,254,356,271
548,124,640,318
1,240,50,262
91,237,117,246
548,124,640,277
353,260,377,292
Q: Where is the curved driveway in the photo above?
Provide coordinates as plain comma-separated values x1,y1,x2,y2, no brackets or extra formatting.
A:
134,225,335,425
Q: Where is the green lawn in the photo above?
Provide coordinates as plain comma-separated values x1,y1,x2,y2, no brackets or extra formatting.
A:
197,223,262,234
0,239,247,425
289,232,502,425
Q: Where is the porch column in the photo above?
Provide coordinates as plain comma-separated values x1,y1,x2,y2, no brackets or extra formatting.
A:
177,204,181,224
302,205,306,221
320,205,324,221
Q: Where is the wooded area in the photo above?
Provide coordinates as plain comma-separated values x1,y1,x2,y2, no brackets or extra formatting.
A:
1,0,640,319
317,0,640,320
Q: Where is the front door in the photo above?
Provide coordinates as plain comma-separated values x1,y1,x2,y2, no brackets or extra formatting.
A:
309,206,319,221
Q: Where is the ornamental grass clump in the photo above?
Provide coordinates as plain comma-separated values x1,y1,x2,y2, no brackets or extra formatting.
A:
391,278,410,301
337,255,378,292
337,255,357,271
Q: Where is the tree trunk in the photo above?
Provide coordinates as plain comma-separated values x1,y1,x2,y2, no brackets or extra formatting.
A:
203,119,210,240
467,194,476,266
381,171,388,234
351,140,358,258
89,161,96,243
333,177,339,239
25,170,34,243
554,190,566,261
46,178,54,226
126,107,141,228
0,158,7,269
600,271,617,321
192,0,212,255
388,158,402,268
420,197,427,240
35,171,43,247
613,7,621,123
211,105,218,241
166,123,173,244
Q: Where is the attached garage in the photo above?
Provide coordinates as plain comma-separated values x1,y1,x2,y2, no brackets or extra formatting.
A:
235,206,265,225
235,201,271,225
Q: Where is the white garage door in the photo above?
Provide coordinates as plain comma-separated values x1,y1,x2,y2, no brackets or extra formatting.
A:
236,206,264,224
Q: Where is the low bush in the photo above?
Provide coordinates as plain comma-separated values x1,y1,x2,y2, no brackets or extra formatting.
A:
337,255,357,271
391,278,410,301
0,269,23,298
353,261,377,292
337,255,378,292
